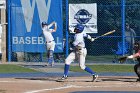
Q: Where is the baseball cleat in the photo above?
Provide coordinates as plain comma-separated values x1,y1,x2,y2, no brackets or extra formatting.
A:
47,62,54,67
56,76,68,82
60,76,68,80
92,74,98,82
50,63,54,67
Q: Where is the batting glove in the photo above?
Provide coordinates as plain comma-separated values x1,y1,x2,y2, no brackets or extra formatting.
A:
91,38,95,42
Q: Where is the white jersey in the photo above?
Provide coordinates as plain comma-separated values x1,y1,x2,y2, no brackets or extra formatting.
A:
73,32,87,48
42,24,54,43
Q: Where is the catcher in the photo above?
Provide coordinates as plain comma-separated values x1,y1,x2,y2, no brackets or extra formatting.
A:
118,41,140,81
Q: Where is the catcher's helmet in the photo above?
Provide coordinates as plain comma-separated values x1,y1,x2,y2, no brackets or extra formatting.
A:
41,21,47,26
134,41,140,52
74,24,84,33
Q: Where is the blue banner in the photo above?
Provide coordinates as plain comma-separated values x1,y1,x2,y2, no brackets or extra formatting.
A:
11,0,63,53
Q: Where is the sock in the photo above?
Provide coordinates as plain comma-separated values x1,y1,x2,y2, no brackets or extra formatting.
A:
64,64,70,77
84,67,95,75
47,58,51,63
48,50,54,64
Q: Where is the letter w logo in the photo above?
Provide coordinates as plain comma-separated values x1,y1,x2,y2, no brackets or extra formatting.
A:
21,0,51,32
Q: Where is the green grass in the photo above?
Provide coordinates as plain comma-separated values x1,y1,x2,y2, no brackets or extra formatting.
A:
70,64,134,72
0,64,38,73
86,55,115,61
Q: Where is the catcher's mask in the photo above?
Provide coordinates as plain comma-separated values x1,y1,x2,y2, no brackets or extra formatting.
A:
74,24,84,33
134,41,140,52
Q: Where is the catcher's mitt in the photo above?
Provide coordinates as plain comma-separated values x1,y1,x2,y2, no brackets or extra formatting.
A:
118,56,128,63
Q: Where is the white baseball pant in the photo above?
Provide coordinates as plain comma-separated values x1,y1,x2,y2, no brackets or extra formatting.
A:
65,48,87,70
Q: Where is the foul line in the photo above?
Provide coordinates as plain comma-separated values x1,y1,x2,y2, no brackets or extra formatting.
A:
24,83,139,93
24,85,76,93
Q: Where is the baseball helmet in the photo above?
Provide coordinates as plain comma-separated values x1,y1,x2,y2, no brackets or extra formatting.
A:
41,21,47,26
74,24,84,33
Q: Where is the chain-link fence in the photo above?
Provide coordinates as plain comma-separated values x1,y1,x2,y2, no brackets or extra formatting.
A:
9,0,140,64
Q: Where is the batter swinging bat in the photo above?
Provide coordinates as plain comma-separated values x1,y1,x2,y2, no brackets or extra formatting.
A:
94,30,115,40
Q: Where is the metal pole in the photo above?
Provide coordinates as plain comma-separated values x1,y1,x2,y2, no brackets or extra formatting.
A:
65,0,69,57
121,0,125,55
8,0,11,62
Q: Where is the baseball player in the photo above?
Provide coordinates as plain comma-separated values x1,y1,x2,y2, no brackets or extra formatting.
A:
41,21,57,66
119,41,140,81
60,24,98,82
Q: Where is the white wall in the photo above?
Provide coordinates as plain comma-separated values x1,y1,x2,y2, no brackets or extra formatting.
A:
0,25,2,53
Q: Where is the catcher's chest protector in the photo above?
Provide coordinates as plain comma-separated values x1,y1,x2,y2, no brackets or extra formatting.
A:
134,58,140,79
137,58,140,63
134,64,140,79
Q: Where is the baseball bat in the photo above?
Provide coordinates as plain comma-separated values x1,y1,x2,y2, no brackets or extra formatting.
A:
94,30,115,40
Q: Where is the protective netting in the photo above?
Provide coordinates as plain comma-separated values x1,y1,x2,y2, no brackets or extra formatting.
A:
10,0,140,64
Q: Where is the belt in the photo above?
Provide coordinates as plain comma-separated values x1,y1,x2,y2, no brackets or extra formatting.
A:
47,40,54,43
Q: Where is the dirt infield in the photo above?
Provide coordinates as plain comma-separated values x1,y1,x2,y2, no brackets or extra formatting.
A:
0,76,140,93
